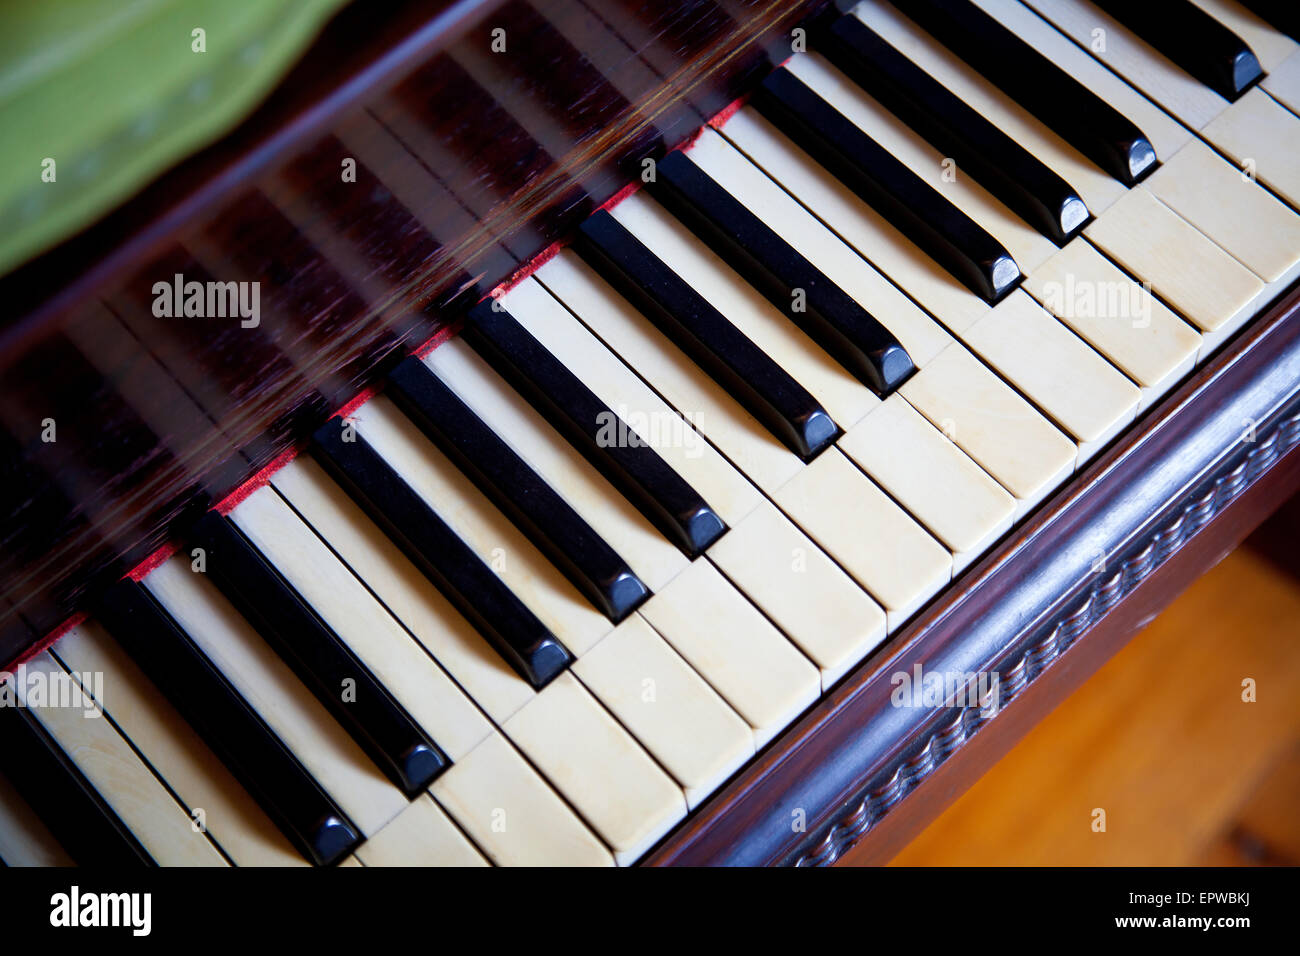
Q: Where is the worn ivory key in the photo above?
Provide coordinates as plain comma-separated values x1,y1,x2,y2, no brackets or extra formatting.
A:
1083,186,1264,354
1023,237,1202,402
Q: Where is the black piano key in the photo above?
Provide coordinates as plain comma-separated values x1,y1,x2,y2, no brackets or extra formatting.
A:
1090,0,1263,101
386,356,649,622
750,68,1021,302
576,211,840,459
187,511,448,796
818,14,1090,245
0,698,152,866
1237,0,1300,44
892,0,1159,185
649,149,921,386
311,419,572,689
94,580,360,866
461,301,727,558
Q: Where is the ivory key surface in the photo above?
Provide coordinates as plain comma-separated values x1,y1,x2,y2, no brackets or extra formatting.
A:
574,614,754,809
1023,237,1202,403
353,395,612,656
1083,187,1264,350
959,290,1141,461
503,672,686,865
54,622,305,866
1144,139,1300,287
1201,88,1300,212
708,499,887,686
773,448,952,628
230,484,493,761
272,455,536,724
146,557,409,837
507,273,762,526
898,342,1077,516
354,794,488,867
17,651,227,866
431,732,614,867
537,249,805,494
638,557,822,747
838,394,1016,573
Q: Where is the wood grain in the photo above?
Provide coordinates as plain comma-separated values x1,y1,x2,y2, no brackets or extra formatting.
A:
887,514,1300,865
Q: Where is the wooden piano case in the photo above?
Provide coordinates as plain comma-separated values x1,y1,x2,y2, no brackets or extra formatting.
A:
1,0,1297,866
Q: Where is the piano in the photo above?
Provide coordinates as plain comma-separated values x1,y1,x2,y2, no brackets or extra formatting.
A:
1,0,1298,867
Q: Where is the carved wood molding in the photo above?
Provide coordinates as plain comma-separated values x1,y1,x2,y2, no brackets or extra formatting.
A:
788,404,1300,867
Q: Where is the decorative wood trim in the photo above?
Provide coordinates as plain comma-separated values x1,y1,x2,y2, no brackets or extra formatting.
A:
790,406,1300,867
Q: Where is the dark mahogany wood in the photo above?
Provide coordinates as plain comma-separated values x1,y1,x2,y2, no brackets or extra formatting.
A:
0,0,827,660
834,452,1300,866
645,286,1300,866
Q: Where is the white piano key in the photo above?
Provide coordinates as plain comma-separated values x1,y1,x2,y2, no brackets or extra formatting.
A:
719,103,986,336
271,455,535,725
1191,0,1298,71
431,732,613,867
146,555,409,837
536,248,805,493
960,290,1141,462
16,651,227,866
638,558,820,748
354,794,488,867
707,499,887,686
779,52,1057,272
838,395,1017,574
1201,87,1300,210
610,190,879,429
229,485,493,762
0,768,73,866
856,0,1127,213
1083,186,1264,349
970,0,1193,161
899,342,1077,516
338,854,363,867
503,275,762,527
423,335,686,592
573,614,754,809
1262,49,1300,115
1023,238,1202,405
773,448,952,628
53,622,306,867
687,123,957,363
1022,0,1230,130
502,672,686,865
351,394,612,656
1144,139,1300,289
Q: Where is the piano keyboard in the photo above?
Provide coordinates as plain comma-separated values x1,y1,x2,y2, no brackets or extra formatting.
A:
4,0,1300,867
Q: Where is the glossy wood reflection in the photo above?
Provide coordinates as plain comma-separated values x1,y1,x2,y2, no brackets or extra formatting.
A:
0,0,829,661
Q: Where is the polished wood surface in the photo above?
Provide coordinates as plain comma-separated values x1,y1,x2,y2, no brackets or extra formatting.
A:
887,501,1300,865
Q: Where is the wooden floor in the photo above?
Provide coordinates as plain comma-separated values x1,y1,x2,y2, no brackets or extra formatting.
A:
889,498,1300,866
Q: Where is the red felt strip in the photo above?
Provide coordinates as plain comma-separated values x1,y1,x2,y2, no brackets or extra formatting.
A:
26,83,744,656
